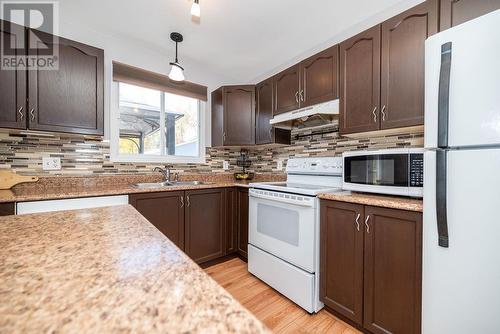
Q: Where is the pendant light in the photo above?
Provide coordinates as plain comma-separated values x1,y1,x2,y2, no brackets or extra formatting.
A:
191,0,200,18
168,32,185,82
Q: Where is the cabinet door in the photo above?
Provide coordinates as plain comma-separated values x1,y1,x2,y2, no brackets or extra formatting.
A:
301,45,339,108
0,203,15,216
274,64,300,115
28,30,104,135
340,25,381,135
185,189,225,264
237,188,249,259
129,191,185,250
363,206,422,334
320,200,364,324
225,188,238,254
211,88,224,147
440,0,500,30
256,78,274,145
380,0,438,130
0,20,26,129
223,86,255,146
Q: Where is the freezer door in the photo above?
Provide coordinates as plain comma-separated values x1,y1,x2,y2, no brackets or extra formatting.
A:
425,10,500,149
423,149,500,333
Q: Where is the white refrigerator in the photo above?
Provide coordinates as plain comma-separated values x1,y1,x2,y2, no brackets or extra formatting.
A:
423,10,500,334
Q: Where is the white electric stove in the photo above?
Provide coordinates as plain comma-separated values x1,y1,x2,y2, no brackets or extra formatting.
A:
248,157,343,313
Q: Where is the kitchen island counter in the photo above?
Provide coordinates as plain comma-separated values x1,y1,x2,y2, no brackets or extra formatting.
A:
0,205,269,333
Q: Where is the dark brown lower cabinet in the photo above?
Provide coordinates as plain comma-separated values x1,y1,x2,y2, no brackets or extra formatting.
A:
185,188,226,264
237,188,249,259
320,200,422,334
320,201,364,324
225,188,238,254
129,191,185,250
0,203,15,216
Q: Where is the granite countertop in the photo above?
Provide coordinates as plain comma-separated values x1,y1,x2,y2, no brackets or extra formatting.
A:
0,181,252,204
0,205,269,333
318,191,423,212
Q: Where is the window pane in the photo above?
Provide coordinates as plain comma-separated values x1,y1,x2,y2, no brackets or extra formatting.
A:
118,83,162,155
164,92,200,157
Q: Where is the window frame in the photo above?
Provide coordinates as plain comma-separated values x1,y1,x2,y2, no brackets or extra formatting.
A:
110,81,206,164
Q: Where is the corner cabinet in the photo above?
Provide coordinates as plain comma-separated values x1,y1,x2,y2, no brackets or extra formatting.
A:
255,78,290,145
320,200,422,334
211,85,255,147
0,20,104,135
440,0,500,30
28,30,104,135
340,0,437,135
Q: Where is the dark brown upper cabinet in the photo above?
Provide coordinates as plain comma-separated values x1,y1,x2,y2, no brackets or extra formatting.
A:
363,206,422,334
440,0,500,30
300,45,339,108
0,20,26,130
340,25,381,135
380,0,438,130
320,200,364,324
274,64,301,115
185,188,226,264
274,47,339,116
28,30,104,135
129,191,185,250
255,78,290,145
211,85,255,147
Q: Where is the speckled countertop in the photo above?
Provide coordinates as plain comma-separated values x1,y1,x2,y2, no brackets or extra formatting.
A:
318,191,423,212
0,205,269,333
0,173,285,204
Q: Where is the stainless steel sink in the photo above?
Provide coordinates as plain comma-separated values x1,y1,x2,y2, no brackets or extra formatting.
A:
133,181,212,188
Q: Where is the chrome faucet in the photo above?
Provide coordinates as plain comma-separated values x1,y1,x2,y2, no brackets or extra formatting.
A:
154,165,173,182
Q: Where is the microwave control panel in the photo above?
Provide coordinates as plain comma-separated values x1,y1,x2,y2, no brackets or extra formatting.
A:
410,154,424,187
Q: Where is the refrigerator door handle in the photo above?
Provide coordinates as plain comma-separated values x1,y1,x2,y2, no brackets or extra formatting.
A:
438,42,452,149
436,150,449,248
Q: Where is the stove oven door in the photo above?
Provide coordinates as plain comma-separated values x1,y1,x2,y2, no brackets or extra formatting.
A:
248,188,317,273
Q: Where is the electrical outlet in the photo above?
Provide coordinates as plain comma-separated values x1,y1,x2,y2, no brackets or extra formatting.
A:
223,161,229,170
277,160,283,171
42,157,61,170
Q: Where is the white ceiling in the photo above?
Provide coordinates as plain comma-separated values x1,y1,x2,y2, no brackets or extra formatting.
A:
59,0,422,84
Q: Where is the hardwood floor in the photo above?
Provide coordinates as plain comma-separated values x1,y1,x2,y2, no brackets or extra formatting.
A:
205,258,362,333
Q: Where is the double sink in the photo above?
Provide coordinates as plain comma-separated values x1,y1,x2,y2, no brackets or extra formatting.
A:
133,180,212,189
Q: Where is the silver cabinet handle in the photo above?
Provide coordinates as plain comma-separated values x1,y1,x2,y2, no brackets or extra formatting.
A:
186,195,191,208
355,213,361,231
372,107,377,123
223,132,226,143
18,107,24,121
381,105,387,121
300,90,304,102
295,91,299,103
30,108,35,121
365,215,371,233
180,196,184,208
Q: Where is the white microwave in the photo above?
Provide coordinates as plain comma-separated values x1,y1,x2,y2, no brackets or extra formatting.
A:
342,148,424,198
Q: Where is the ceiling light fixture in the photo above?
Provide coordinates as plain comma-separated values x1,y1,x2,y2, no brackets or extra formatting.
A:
191,0,200,18
168,32,185,82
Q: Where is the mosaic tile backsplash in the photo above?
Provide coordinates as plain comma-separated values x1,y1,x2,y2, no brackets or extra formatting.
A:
0,123,424,176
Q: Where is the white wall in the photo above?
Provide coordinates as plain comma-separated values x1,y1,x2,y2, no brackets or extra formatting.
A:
54,19,228,146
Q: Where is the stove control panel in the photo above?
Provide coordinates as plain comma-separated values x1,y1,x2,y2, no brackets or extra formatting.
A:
286,157,343,175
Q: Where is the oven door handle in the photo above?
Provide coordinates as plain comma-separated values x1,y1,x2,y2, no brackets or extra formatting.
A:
249,191,315,207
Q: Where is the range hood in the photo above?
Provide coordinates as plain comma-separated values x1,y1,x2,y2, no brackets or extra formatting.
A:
270,99,339,129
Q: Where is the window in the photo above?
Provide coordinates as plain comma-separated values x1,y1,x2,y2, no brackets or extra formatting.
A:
111,82,205,163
